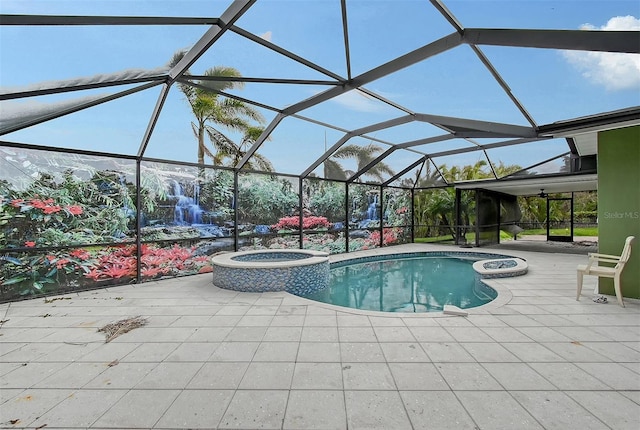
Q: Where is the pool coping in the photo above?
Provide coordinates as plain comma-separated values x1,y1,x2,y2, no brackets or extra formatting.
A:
211,249,329,268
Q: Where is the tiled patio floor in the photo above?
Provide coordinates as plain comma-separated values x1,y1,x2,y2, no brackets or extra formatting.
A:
1,243,639,429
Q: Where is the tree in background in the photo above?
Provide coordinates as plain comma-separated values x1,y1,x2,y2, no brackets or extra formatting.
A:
170,51,273,171
324,143,394,182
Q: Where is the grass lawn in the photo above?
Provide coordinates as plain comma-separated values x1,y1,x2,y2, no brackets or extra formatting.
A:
520,227,598,237
414,227,598,243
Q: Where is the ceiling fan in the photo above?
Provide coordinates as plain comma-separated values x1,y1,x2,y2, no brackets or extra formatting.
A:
538,188,548,198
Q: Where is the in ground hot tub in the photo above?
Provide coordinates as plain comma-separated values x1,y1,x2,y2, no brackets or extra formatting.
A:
211,249,330,295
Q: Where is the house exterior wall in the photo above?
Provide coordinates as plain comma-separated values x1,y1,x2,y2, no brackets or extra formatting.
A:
598,125,640,299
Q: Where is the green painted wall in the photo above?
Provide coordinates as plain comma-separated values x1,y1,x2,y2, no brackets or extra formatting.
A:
597,126,640,299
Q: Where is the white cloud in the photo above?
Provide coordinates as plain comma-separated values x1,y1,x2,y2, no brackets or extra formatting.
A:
260,31,272,42
563,15,640,91
331,90,387,113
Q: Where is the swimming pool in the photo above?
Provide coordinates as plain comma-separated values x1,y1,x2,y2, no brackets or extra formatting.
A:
298,252,512,313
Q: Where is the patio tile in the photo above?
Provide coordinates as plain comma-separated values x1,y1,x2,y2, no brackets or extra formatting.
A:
297,342,341,362
421,342,475,362
497,314,544,327
502,342,566,362
582,341,640,362
541,341,611,362
187,362,249,389
575,362,640,390
516,326,573,342
456,391,543,430
209,342,259,361
275,305,307,315
254,297,284,306
154,389,234,429
270,315,305,326
388,362,449,390
511,391,609,430
338,326,377,342
223,326,267,342
262,326,302,342
342,363,396,390
236,315,273,327
529,362,611,390
0,388,23,405
467,314,509,327
444,326,496,342
305,306,336,316
76,342,142,362
122,342,180,362
620,390,640,404
461,342,521,362
253,341,299,361
435,363,502,390
337,315,372,327
215,305,250,316
0,342,69,363
400,316,440,327
0,362,68,388
187,326,234,342
291,362,344,390
408,326,455,342
436,316,473,326
135,362,202,389
30,389,127,429
92,389,180,428
163,342,218,362
401,390,476,429
218,390,288,429
239,362,294,389
550,326,613,342
283,390,347,430
345,391,412,430
481,363,556,390
372,326,416,342
304,315,338,327
170,315,219,327
206,315,243,326
368,316,405,326
379,342,430,362
592,326,640,342
301,326,339,342
84,362,157,389
339,342,386,362
567,390,640,430
246,305,279,315
111,327,197,343
0,388,74,428
33,362,107,389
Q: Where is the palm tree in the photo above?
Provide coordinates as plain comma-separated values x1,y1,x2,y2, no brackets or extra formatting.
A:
324,143,394,182
169,51,272,170
204,125,274,172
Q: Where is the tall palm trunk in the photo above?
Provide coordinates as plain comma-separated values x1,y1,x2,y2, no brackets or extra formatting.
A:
197,120,206,165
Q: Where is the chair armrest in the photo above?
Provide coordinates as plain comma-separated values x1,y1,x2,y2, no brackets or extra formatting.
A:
587,253,620,266
588,253,621,261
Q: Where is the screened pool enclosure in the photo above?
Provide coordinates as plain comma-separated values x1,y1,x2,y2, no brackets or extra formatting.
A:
1,0,639,301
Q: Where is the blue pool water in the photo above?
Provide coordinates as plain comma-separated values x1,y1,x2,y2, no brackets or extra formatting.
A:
299,254,498,313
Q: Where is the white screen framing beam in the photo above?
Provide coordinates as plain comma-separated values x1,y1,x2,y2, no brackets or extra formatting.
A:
168,0,256,84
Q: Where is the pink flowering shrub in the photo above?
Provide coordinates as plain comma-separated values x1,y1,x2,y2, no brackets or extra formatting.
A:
271,216,331,231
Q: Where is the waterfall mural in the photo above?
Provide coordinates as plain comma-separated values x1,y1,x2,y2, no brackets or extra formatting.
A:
171,180,203,225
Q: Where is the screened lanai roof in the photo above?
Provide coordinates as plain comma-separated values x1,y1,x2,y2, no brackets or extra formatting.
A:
1,0,639,194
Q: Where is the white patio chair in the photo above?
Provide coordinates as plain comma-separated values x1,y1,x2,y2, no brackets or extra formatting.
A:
576,236,635,307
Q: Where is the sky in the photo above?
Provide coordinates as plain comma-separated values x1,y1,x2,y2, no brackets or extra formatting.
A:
0,0,639,182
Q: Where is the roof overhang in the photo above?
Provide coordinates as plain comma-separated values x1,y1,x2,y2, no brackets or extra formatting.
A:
454,173,597,196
